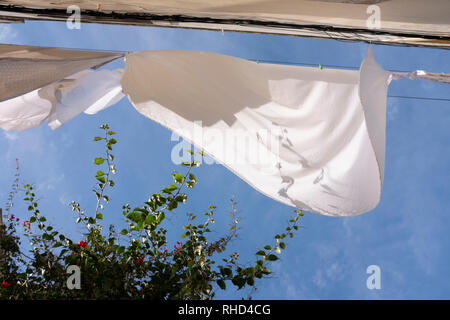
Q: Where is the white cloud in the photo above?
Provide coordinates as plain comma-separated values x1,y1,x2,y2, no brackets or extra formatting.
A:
0,24,17,42
3,131,19,141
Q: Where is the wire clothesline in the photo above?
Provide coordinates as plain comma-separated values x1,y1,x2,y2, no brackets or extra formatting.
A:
246,58,450,102
15,44,450,103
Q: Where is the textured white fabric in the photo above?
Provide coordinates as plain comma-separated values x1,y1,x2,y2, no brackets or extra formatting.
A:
121,48,391,216
0,69,124,131
47,69,124,130
0,44,124,102
0,46,392,217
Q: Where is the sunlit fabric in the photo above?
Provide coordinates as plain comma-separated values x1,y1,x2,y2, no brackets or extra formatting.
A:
121,48,391,216
0,44,395,216
0,69,124,131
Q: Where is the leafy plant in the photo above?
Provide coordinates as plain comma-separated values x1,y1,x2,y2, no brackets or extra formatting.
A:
0,124,303,300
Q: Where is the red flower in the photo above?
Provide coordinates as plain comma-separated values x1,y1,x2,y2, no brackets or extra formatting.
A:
23,220,31,230
2,281,10,288
136,257,144,265
174,241,182,251
78,240,87,248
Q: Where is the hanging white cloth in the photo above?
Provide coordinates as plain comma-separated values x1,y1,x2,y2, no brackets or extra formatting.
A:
121,48,391,216
0,69,124,131
47,69,124,130
0,44,124,102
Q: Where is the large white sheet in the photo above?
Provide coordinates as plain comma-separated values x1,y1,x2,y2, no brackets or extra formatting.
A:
0,46,392,216
121,48,391,216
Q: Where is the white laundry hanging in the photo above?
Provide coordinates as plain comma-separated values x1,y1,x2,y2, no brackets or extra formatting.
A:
0,69,124,131
0,44,407,217
0,44,124,102
121,48,391,217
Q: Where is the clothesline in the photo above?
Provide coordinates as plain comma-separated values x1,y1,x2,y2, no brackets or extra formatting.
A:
31,44,447,74
44,45,450,101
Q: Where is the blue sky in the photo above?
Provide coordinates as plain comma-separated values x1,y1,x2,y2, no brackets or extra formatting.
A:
0,19,449,299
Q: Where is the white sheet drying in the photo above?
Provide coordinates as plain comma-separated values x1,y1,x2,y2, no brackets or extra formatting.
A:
0,47,392,216
121,48,391,216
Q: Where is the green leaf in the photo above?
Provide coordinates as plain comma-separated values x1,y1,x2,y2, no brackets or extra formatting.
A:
52,242,62,248
96,176,106,184
162,184,177,194
96,213,103,220
267,254,278,261
135,221,144,231
264,245,272,251
120,229,128,235
42,233,52,241
172,172,184,184
93,137,103,141
96,170,105,177
16,273,27,280
175,194,187,203
145,215,155,225
30,216,36,223
168,201,178,211
39,216,46,222
181,233,187,239
127,211,142,223
189,173,197,183
262,267,271,275
94,157,105,165
232,276,246,289
217,279,226,290
256,250,266,256
280,242,286,249
156,212,165,224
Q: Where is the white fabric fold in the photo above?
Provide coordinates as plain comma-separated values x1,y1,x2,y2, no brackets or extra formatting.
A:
47,69,124,130
0,69,124,131
0,44,123,102
121,48,391,216
0,45,393,217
